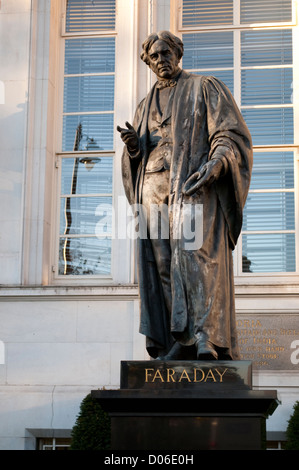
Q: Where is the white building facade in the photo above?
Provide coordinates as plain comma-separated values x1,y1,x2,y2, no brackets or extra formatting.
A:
0,0,298,450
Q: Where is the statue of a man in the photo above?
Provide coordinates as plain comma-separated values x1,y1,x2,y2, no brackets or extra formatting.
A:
117,31,253,360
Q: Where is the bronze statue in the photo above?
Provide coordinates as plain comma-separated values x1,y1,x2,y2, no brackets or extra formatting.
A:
117,31,253,360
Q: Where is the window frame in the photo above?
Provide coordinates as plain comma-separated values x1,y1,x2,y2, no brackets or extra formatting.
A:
37,436,71,450
177,0,297,32
61,0,117,37
172,0,299,281
51,0,137,285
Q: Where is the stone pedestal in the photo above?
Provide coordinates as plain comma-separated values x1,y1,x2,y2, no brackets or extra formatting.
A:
92,361,279,450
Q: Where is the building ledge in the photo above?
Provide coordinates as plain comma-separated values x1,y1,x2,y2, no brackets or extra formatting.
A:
0,284,139,301
0,280,299,302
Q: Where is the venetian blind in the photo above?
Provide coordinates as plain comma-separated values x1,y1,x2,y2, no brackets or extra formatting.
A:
182,1,233,27
62,37,115,152
181,0,293,28
66,0,116,32
240,0,293,24
240,25,295,273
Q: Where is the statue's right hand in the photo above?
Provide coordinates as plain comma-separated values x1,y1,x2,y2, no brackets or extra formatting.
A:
117,121,139,152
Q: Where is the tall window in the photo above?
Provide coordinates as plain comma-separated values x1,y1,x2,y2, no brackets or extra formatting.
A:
55,0,116,278
179,0,298,275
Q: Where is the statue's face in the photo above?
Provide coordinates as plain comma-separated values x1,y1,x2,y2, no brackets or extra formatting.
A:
147,39,180,80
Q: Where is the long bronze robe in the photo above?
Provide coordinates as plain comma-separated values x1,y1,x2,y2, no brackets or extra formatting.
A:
121,71,253,359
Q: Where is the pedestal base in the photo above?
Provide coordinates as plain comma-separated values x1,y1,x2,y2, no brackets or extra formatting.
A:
92,361,279,450
111,416,264,450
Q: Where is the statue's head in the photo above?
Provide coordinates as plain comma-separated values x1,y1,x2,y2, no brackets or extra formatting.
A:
140,31,184,80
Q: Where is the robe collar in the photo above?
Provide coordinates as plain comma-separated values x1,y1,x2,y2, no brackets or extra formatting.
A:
156,69,182,89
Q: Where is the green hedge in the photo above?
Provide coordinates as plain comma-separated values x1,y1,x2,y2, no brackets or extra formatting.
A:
285,400,299,450
70,393,111,450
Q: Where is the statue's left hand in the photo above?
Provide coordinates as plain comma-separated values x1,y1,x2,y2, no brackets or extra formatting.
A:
182,159,223,196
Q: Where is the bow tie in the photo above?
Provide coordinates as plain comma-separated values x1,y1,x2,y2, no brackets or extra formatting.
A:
156,79,177,90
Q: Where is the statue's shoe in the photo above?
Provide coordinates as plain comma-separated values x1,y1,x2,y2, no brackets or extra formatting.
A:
156,342,197,360
196,340,218,360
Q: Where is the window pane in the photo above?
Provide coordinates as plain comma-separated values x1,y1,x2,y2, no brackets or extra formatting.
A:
182,32,234,69
59,237,111,275
241,30,292,66
240,0,292,24
242,233,295,272
62,114,114,151
65,38,115,75
241,108,293,145
182,0,233,27
63,75,114,113
243,192,295,231
66,0,116,32
60,196,112,235
38,438,71,451
61,157,113,195
241,68,293,105
250,152,294,190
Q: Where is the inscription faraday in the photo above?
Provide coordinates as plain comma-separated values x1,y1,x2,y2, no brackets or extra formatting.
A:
145,367,228,383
